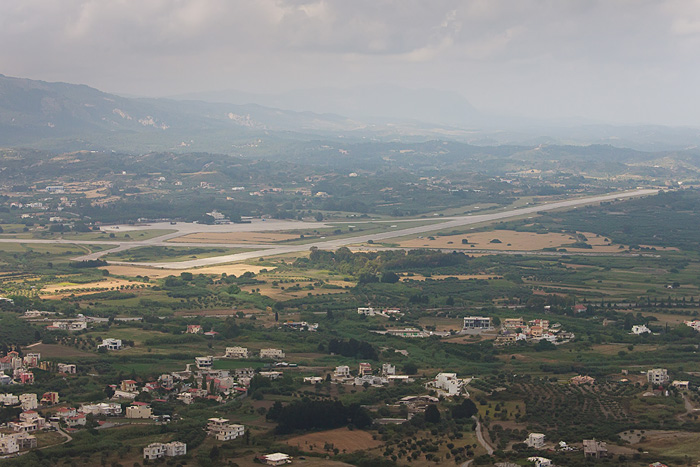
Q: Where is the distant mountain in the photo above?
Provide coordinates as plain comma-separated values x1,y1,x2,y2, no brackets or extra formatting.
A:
2,74,700,153
172,84,482,127
0,74,390,151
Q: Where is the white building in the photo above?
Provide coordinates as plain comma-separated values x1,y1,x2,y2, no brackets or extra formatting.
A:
357,307,377,316
57,363,77,374
259,371,283,380
260,348,285,359
334,365,351,379
303,376,324,384
463,316,493,330
80,403,122,416
672,380,690,390
126,403,153,419
428,372,467,396
0,393,19,406
526,432,546,448
225,346,249,359
143,441,187,460
260,452,293,466
631,324,651,335
528,457,552,467
647,368,669,385
97,338,122,351
195,356,213,369
0,434,19,455
381,363,396,376
143,443,164,460
19,393,38,411
216,423,245,441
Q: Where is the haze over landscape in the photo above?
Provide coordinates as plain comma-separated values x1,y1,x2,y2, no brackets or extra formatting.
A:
3,2,700,467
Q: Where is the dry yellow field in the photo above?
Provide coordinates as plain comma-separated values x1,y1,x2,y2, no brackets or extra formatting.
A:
41,278,148,293
102,263,272,278
170,231,299,244
399,230,623,252
285,428,383,453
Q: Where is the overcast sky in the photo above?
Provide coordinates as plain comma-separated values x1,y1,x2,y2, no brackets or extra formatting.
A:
2,0,700,126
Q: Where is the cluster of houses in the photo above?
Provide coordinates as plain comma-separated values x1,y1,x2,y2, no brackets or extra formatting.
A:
222,347,285,360
0,351,73,386
490,317,574,346
281,321,318,332
357,307,402,318
0,351,40,385
523,433,610,461
326,363,415,387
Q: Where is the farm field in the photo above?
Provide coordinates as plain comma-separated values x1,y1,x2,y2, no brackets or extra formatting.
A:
285,427,383,453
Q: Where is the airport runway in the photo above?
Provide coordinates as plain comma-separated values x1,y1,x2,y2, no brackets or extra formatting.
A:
0,188,658,269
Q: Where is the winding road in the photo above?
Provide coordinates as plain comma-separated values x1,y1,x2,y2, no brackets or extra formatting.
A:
0,189,658,269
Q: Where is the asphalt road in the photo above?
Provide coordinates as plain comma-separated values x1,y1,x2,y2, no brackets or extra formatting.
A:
0,188,658,269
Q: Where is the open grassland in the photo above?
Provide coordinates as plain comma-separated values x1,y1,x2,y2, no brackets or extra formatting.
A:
104,245,257,263
622,430,700,460
171,231,299,244
27,343,96,358
50,229,176,241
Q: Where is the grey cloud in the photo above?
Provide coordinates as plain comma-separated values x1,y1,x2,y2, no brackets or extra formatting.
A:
1,0,699,125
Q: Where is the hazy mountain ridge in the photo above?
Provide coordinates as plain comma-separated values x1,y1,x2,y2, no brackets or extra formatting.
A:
2,74,700,153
